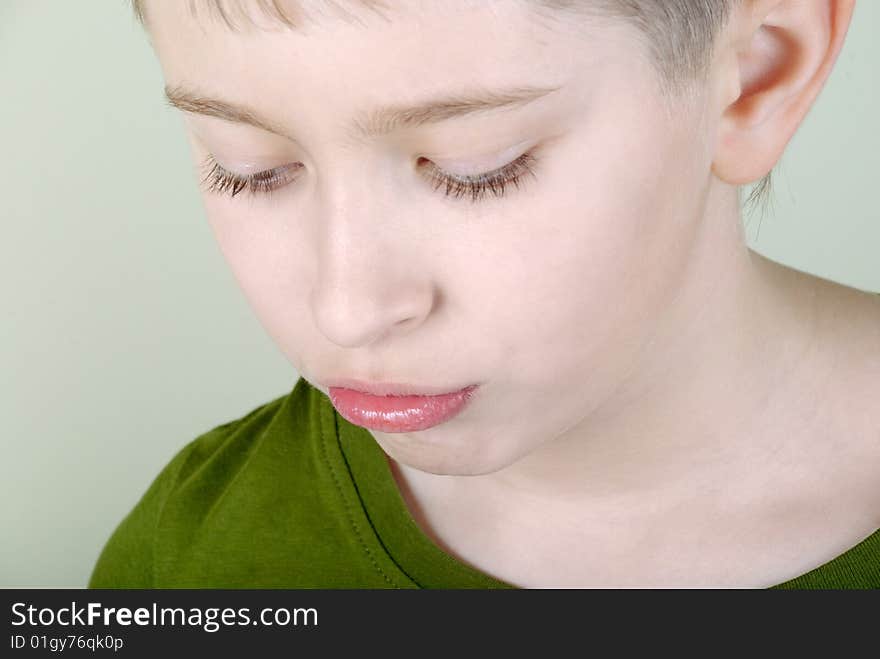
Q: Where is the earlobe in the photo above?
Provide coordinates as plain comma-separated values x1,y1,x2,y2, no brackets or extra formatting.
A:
711,0,856,186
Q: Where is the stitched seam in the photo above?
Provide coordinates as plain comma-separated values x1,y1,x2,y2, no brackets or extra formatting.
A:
317,394,400,587
334,416,426,588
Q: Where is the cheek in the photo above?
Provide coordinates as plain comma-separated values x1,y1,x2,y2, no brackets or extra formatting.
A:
462,115,704,383
202,198,313,346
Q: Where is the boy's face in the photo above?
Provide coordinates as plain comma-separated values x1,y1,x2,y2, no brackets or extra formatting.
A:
146,0,719,476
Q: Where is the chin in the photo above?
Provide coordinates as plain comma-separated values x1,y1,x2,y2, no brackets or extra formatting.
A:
375,432,522,478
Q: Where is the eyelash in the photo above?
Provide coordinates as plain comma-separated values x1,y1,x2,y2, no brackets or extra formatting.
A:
198,151,539,203
199,155,300,199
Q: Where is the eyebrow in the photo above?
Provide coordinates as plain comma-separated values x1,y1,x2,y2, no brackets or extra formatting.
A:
163,82,563,141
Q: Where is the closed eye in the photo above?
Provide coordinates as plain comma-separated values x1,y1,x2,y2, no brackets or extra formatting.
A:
198,150,539,203
199,154,303,198
419,151,539,203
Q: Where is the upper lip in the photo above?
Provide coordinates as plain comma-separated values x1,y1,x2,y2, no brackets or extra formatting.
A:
318,377,477,397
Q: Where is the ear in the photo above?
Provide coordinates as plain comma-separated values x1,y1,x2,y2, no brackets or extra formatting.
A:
711,0,856,185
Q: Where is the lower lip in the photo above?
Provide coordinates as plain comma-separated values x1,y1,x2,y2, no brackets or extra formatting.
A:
328,385,479,432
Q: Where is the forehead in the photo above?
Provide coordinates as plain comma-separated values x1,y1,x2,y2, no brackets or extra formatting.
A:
139,0,587,34
146,1,620,82
145,0,626,80
168,0,393,32
143,0,667,148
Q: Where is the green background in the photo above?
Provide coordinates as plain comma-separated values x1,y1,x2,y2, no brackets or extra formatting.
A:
1,1,877,586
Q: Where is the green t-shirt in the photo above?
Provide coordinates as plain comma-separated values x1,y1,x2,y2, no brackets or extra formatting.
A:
87,377,880,589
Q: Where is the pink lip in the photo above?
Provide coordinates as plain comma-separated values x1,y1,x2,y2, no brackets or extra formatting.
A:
326,383,479,433
319,377,471,397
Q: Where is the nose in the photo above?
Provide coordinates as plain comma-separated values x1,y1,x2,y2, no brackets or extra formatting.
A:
308,182,436,349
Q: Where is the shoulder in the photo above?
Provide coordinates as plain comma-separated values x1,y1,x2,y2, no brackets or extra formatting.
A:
156,376,332,494
88,379,317,588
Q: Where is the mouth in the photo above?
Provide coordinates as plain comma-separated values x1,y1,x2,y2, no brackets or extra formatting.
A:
318,377,473,397
324,382,480,433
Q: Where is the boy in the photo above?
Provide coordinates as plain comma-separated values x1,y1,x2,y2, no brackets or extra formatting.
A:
90,0,879,588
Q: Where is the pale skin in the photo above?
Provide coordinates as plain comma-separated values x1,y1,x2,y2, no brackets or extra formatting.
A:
142,0,879,586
